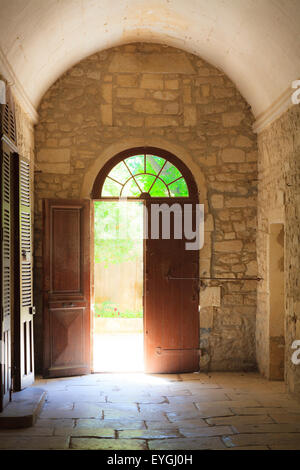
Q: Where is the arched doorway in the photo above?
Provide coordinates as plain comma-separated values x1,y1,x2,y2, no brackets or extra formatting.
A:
92,147,200,373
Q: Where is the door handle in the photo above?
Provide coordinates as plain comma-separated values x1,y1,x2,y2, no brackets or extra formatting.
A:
62,302,75,308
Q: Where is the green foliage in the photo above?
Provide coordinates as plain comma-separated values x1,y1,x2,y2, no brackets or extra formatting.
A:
100,154,189,198
95,301,143,318
94,201,143,267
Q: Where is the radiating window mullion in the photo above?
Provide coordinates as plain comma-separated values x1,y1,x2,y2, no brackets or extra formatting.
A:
123,159,143,194
148,159,168,193
106,175,124,186
166,175,184,186
147,175,159,194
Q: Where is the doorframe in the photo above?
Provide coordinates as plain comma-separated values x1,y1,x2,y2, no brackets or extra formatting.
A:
90,147,199,373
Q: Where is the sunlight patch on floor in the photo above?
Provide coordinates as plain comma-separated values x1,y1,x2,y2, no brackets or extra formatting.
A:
93,333,144,372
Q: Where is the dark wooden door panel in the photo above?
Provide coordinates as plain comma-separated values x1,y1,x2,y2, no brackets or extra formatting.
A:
52,209,81,294
43,200,91,378
144,200,199,373
48,307,87,375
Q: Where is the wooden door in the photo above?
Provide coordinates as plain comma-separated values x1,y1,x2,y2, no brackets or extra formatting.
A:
144,200,199,373
0,141,12,410
13,155,35,390
43,200,91,378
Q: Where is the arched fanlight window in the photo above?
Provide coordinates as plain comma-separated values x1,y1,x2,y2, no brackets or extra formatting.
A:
101,153,189,198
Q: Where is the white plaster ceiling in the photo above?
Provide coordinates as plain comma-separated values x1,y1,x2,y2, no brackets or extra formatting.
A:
0,0,299,119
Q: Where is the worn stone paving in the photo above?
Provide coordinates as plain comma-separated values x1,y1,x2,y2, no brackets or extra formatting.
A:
0,372,300,450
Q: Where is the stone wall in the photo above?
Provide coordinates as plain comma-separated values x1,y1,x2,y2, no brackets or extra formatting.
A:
257,105,300,393
34,43,258,373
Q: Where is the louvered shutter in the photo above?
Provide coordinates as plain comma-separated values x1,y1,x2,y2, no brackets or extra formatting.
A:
13,155,35,390
0,141,12,411
0,90,17,147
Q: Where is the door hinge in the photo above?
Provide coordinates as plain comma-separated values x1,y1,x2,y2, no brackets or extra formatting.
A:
29,306,36,315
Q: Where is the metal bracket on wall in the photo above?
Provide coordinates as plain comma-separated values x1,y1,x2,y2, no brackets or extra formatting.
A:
167,275,263,281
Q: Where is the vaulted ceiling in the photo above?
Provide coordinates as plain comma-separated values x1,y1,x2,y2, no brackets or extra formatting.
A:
0,0,299,122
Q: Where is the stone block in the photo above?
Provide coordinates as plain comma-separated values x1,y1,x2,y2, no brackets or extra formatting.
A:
234,135,253,148
148,437,226,450
133,99,161,114
200,287,221,308
70,437,146,450
117,74,138,87
165,79,179,90
225,197,256,208
221,148,245,163
153,91,178,100
125,116,144,127
36,162,71,174
201,85,210,97
100,104,112,125
212,87,235,98
116,88,146,99
205,214,214,232
184,105,197,126
37,148,70,163
141,74,164,90
222,112,244,127
69,114,83,125
199,307,213,328
214,240,243,252
183,86,192,104
211,194,224,209
164,102,179,114
197,154,217,166
101,83,112,103
246,260,257,276
145,116,179,127
87,70,101,80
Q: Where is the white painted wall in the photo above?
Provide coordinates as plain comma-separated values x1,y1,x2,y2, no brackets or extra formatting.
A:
0,0,300,121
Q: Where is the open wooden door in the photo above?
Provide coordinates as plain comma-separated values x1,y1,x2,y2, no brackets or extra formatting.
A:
0,141,12,410
144,200,199,373
43,199,91,378
13,155,35,390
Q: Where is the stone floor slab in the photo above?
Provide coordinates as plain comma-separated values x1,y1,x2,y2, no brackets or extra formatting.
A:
230,406,300,415
228,446,270,450
70,427,115,438
40,403,102,419
148,437,226,450
206,415,274,426
233,423,300,434
118,429,180,439
269,413,300,424
70,437,147,450
179,425,236,438
146,418,207,428
223,433,300,448
0,436,69,450
139,403,197,413
76,418,146,430
167,392,230,404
